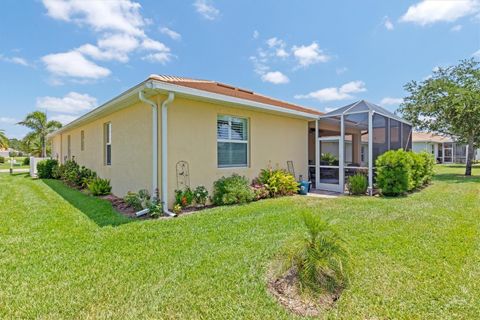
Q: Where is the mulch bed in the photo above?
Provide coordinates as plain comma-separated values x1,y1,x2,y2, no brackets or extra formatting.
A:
267,267,341,317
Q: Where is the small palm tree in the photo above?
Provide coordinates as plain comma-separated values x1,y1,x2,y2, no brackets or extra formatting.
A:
18,111,61,157
0,129,8,150
281,211,349,295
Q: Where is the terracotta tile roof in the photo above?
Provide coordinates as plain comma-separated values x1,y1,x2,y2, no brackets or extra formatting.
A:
412,132,452,143
148,75,323,116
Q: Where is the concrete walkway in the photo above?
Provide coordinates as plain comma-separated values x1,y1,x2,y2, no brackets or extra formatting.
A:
307,189,344,199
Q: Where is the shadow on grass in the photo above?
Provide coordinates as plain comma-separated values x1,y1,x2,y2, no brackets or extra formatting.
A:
43,179,132,227
433,173,480,184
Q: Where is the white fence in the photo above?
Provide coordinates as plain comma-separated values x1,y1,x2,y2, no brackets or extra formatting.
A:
30,157,47,177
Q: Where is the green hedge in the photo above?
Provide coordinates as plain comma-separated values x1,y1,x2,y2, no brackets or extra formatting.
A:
375,150,434,196
37,159,59,179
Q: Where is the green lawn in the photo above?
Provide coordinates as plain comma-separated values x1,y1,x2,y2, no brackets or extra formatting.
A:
0,157,29,170
0,165,479,319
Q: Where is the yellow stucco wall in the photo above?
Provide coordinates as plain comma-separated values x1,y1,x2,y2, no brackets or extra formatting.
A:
51,94,310,208
51,101,153,196
166,96,309,207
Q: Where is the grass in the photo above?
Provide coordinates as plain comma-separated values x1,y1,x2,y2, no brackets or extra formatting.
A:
0,165,479,319
0,157,29,170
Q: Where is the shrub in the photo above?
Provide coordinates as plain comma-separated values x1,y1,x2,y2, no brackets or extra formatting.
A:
409,152,426,190
193,186,209,206
87,178,111,196
62,160,81,185
251,181,270,201
347,173,368,195
124,192,143,211
212,174,254,205
275,211,349,295
52,163,65,179
257,167,299,197
9,151,17,158
375,149,413,196
0,156,4,164
37,159,59,179
418,151,435,185
22,157,30,166
174,187,194,208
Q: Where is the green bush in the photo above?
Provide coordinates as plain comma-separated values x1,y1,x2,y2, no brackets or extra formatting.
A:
409,152,426,190
347,173,368,195
193,186,209,206
52,163,65,179
124,192,143,211
257,167,299,197
212,174,254,205
418,151,435,185
87,178,112,196
37,159,59,179
375,149,413,196
174,187,194,207
0,156,4,164
251,181,270,201
22,157,30,166
321,152,339,166
78,166,97,188
275,211,349,295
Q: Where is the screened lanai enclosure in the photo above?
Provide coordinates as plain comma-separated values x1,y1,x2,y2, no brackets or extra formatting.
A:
308,100,412,195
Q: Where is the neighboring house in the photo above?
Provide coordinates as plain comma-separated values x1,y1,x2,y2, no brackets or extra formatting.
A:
48,76,412,211
412,132,479,164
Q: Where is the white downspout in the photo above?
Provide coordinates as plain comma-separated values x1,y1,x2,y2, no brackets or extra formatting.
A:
138,90,176,217
161,92,175,215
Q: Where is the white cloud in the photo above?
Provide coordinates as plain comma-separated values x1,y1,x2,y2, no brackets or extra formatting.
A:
261,71,290,84
324,107,336,113
451,24,463,31
42,51,111,79
0,54,30,67
380,97,403,106
253,30,259,39
142,52,172,64
49,114,79,125
160,27,181,40
292,42,330,67
0,117,17,124
42,0,146,36
472,49,480,57
36,92,97,114
295,81,366,102
193,0,220,20
41,0,173,80
384,16,394,30
400,0,480,26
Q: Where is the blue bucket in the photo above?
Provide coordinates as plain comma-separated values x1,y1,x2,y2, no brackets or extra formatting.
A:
298,180,311,195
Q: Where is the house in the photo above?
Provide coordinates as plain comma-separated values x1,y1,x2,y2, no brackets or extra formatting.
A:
412,132,479,164
48,75,321,212
48,76,412,213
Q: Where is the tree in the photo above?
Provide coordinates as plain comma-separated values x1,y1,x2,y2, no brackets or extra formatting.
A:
17,111,62,158
0,129,8,149
400,59,480,176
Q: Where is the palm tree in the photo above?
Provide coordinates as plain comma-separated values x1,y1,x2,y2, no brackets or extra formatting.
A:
0,129,8,150
18,111,62,157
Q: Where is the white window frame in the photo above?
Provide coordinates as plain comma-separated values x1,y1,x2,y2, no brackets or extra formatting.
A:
104,122,112,166
217,115,249,168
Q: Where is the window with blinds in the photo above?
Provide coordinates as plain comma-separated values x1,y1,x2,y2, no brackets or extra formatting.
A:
217,115,248,167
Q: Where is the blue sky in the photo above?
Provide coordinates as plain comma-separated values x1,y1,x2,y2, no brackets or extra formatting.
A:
0,0,479,139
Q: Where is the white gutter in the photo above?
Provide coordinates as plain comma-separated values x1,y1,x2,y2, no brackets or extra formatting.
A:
138,89,176,217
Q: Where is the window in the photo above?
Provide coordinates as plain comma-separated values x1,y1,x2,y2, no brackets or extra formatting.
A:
67,135,71,160
81,130,85,151
104,123,112,165
217,115,248,167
